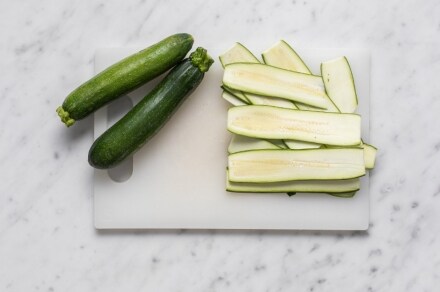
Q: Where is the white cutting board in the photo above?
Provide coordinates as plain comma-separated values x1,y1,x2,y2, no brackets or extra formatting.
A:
94,43,370,230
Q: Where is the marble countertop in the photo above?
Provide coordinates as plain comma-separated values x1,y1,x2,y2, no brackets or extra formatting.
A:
1,0,440,291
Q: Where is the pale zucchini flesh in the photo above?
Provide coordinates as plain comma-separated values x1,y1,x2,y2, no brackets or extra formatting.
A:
226,174,360,193
266,139,288,149
221,42,372,197
223,63,329,109
222,86,250,104
325,142,377,170
262,41,339,113
321,56,358,113
262,40,326,149
220,43,298,110
228,149,366,183
284,140,321,150
220,43,297,149
219,43,259,67
262,41,326,150
228,134,280,154
222,91,247,106
363,143,377,169
262,40,312,74
244,92,298,109
228,105,361,146
219,43,258,105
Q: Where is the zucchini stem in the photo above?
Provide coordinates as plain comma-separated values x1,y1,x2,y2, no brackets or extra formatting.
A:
190,47,214,73
56,106,75,127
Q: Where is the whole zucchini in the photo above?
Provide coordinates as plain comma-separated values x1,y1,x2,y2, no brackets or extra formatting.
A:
57,33,194,127
88,47,213,169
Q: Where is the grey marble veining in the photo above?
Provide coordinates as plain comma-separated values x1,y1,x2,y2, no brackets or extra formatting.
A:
1,0,440,291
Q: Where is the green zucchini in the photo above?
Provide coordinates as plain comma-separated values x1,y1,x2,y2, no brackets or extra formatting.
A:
88,47,213,169
228,105,361,146
57,33,194,127
228,148,366,183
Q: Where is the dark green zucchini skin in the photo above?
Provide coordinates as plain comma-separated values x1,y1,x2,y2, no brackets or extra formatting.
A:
88,47,213,169
57,33,194,127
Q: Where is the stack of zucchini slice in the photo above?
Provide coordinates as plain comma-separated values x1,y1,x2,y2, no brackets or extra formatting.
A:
220,41,377,197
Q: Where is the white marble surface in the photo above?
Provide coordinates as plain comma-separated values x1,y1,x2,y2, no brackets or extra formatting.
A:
1,0,440,291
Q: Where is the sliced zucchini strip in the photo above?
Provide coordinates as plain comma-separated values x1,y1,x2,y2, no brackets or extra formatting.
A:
284,140,321,150
226,173,360,193
222,91,247,106
262,40,312,74
228,105,361,146
262,41,339,112
223,63,330,109
228,149,366,183
321,56,358,113
219,43,259,67
228,135,280,154
362,143,377,169
220,43,298,110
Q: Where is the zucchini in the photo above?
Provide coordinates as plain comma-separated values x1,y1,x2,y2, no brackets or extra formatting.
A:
219,42,260,67
328,191,357,198
88,47,213,169
57,33,194,127
284,140,321,150
227,105,361,146
325,142,377,170
228,148,366,183
223,63,330,109
286,191,357,198
321,56,358,113
222,91,247,106
262,40,342,149
262,40,339,113
266,139,288,149
262,40,311,74
228,135,318,151
226,173,360,193
362,143,377,169
228,134,280,154
220,43,298,110
244,93,298,109
220,43,296,149
221,86,250,104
